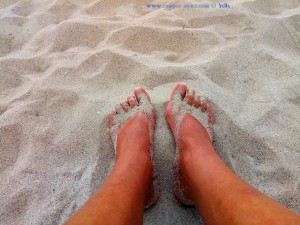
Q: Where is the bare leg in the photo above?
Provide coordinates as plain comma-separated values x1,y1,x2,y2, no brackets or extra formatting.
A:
65,88,158,225
166,83,300,225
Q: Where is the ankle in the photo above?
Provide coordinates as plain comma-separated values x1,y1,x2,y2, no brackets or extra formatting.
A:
179,135,215,156
116,150,152,170
112,152,153,194
180,140,219,178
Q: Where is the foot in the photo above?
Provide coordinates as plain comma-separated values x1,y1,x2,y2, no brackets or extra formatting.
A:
166,83,214,205
109,88,158,209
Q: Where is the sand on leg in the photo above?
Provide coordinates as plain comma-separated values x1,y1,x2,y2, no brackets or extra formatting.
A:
166,83,300,225
64,88,158,225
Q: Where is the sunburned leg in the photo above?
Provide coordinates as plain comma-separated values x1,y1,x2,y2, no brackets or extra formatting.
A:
166,83,300,225
65,88,158,225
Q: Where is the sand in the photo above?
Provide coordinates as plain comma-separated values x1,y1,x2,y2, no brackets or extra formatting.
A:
0,0,299,224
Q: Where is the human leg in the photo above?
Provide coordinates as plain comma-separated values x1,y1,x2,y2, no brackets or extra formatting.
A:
65,88,158,225
166,83,300,225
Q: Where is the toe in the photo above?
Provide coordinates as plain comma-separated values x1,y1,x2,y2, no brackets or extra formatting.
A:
114,104,122,114
184,89,195,106
134,87,152,104
127,95,138,108
109,111,115,128
194,96,201,108
207,103,214,126
200,97,207,112
207,103,214,140
120,101,130,112
170,83,188,101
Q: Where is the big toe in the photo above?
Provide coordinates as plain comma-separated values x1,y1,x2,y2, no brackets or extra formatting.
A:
134,87,152,104
169,83,187,102
167,83,188,117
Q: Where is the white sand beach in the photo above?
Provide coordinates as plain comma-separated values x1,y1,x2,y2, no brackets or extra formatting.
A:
0,0,299,224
